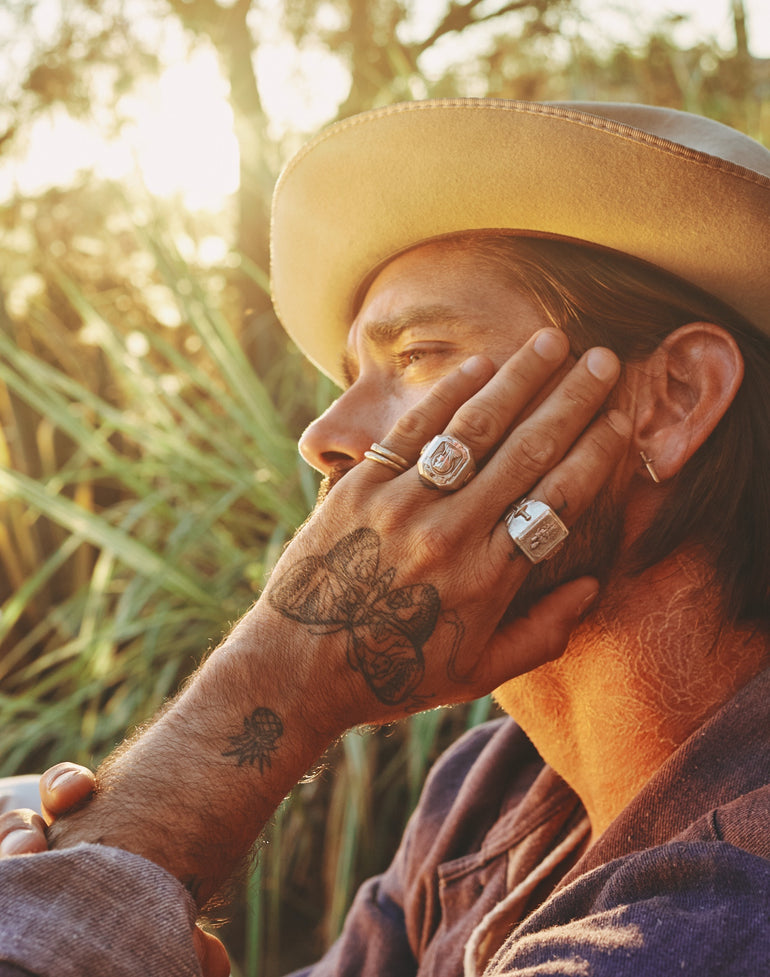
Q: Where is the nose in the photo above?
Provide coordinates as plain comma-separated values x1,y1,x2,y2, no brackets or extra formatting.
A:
299,383,386,476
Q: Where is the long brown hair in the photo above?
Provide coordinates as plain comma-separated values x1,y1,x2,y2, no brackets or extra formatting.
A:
454,232,770,625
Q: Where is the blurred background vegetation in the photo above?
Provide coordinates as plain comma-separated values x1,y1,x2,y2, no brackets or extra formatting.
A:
0,0,767,973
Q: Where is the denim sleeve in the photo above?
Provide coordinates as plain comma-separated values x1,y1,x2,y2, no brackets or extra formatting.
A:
488,841,770,976
0,843,202,977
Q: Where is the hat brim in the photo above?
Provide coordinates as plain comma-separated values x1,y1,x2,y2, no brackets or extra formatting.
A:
270,99,770,386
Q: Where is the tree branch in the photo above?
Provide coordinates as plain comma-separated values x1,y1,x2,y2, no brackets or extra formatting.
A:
415,0,543,55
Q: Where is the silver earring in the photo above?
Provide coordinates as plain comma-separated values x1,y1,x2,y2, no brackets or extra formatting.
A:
640,451,660,483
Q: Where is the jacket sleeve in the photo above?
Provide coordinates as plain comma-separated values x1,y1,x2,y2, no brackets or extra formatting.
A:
488,840,770,976
0,843,203,977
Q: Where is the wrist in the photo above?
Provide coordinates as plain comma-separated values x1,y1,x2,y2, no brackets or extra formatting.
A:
48,599,350,905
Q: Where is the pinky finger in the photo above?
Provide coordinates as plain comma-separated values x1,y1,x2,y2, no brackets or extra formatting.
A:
479,576,600,688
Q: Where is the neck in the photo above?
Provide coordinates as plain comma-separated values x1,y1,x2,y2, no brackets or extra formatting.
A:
494,548,769,841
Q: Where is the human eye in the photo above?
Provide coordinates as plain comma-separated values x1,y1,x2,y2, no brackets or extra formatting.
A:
393,343,454,375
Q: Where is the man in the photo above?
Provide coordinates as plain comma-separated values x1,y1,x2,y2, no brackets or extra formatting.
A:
1,100,769,976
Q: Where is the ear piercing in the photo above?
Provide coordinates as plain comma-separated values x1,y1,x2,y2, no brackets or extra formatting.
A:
640,451,660,483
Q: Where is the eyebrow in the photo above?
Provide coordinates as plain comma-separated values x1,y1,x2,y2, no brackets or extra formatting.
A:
338,304,468,387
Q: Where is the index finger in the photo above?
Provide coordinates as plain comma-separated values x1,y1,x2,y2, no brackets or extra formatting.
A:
0,809,48,856
368,328,571,475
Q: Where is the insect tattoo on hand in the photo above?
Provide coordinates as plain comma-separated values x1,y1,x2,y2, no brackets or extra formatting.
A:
267,527,464,707
222,707,284,771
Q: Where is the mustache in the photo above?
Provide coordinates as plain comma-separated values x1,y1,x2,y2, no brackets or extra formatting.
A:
315,464,350,506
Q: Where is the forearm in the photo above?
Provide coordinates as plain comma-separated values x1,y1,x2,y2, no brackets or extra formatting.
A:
45,340,629,907
48,600,350,907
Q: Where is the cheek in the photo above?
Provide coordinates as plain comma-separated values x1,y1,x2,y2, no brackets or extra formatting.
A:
375,381,435,435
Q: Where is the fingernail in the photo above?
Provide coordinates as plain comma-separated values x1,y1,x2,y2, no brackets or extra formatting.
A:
459,355,492,379
0,828,40,856
533,329,566,362
578,588,599,618
48,769,79,793
586,348,619,382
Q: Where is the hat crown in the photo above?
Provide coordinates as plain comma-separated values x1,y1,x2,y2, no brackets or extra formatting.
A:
271,99,770,385
554,101,770,178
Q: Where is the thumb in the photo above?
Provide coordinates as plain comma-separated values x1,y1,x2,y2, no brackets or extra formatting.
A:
192,926,231,977
484,577,599,686
39,763,96,825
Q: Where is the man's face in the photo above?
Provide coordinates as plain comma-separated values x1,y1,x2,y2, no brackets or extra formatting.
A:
299,241,553,475
299,240,625,606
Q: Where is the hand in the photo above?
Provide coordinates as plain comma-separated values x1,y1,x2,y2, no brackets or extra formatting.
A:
0,763,230,976
261,328,631,727
0,763,95,856
44,330,630,906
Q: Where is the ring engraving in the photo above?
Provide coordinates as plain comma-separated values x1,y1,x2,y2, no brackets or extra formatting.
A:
503,498,569,563
418,435,476,491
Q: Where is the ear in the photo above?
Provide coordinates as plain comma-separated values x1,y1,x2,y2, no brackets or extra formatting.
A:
630,323,744,482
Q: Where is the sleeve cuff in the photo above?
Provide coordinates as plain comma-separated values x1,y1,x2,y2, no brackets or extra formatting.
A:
0,843,203,977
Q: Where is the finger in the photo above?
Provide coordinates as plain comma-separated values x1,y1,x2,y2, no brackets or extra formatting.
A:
532,408,633,524
444,328,571,460
360,354,495,482
489,407,631,569
482,577,601,685
471,347,621,504
0,810,48,856
192,926,231,977
39,763,96,824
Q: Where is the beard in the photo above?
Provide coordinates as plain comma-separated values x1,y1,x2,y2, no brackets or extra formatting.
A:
501,482,627,625
315,469,343,506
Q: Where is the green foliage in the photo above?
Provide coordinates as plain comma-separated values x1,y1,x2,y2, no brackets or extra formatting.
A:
0,230,314,776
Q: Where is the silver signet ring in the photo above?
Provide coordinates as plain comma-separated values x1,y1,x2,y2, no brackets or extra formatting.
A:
503,498,569,563
418,434,477,491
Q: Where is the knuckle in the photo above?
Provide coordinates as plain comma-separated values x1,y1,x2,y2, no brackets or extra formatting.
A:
581,419,628,468
336,474,368,511
426,383,460,415
586,428,620,463
409,522,456,570
564,383,601,413
378,501,409,535
511,430,559,477
391,404,431,442
452,403,500,447
504,359,541,391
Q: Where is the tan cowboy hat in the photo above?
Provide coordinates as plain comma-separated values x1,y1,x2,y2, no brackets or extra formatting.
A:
270,99,770,386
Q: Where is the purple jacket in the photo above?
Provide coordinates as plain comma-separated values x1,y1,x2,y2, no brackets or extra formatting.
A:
2,668,770,976
294,665,770,977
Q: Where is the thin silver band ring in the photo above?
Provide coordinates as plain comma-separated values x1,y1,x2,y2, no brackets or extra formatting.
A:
364,442,410,474
369,443,410,469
